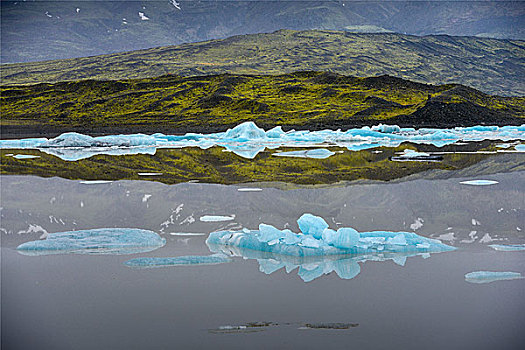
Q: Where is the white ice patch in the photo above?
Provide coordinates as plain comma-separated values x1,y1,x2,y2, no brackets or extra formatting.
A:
80,180,112,185
142,194,152,203
460,180,499,186
138,172,163,176
179,215,195,225
410,218,424,230
200,215,235,222
45,11,52,18
76,8,80,13
168,232,205,236
138,12,149,20
170,0,181,10
460,231,478,244
436,232,456,242
471,219,480,226
479,233,495,243
237,188,263,192
17,224,48,239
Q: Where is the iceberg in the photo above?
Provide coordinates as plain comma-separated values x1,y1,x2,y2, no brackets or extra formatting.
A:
206,213,455,258
465,271,523,284
273,148,335,159
488,244,525,252
124,254,231,268
1,121,523,161
17,228,166,255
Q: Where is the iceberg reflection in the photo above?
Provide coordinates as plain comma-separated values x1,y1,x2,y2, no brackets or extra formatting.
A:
208,244,440,282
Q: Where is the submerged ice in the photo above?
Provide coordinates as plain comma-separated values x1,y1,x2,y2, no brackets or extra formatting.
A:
205,213,455,258
124,254,231,268
1,121,524,161
465,271,523,284
17,228,166,255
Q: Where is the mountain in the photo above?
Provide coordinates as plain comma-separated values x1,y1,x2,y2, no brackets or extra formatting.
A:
2,71,523,137
1,0,524,64
2,30,524,96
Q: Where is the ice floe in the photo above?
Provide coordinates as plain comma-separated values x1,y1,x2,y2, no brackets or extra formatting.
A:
237,188,263,192
17,228,165,255
206,213,455,259
488,244,525,252
460,180,499,186
200,215,235,222
465,271,523,284
79,180,113,184
1,122,523,161
124,254,231,268
138,172,163,176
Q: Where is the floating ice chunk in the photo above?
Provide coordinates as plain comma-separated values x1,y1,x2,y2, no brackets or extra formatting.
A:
17,228,165,255
138,172,162,176
460,180,499,186
258,224,285,243
410,218,424,230
138,11,149,20
274,148,335,159
465,271,523,284
142,194,152,203
297,214,329,239
169,0,181,10
206,213,455,257
223,122,266,140
124,254,231,268
200,215,235,222
237,188,263,192
331,228,360,249
515,144,525,152
79,180,112,184
12,154,40,159
371,124,401,133
479,233,494,243
488,244,525,251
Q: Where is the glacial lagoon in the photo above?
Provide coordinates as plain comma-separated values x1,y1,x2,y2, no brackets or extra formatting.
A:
1,123,524,349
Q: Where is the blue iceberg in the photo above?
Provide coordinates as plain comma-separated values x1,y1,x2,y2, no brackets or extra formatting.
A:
1,121,524,161
488,244,525,252
465,271,523,284
124,254,231,268
17,228,166,255
205,213,455,258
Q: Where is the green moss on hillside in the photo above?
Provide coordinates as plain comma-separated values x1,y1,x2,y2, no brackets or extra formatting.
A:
1,72,523,136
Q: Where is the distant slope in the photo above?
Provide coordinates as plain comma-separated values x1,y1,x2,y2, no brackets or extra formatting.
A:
2,30,524,96
2,72,523,137
1,0,524,63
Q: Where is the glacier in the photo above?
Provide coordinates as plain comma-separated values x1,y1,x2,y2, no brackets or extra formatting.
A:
465,271,523,284
124,254,231,268
1,121,523,161
205,213,455,258
17,228,166,255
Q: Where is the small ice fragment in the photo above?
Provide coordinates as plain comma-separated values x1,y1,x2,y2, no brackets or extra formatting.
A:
465,271,523,284
17,228,165,255
237,188,263,192
142,194,152,203
76,8,80,13
437,232,455,242
297,214,329,239
200,215,235,222
471,219,480,226
125,254,231,268
168,232,205,236
460,180,499,186
138,11,149,20
392,255,407,266
488,244,525,252
12,154,40,159
79,180,112,184
138,172,163,176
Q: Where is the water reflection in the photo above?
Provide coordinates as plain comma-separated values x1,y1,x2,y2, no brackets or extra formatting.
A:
208,243,439,282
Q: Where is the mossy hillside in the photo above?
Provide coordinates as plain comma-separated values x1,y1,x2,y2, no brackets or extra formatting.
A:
0,143,504,185
1,72,523,137
2,30,524,96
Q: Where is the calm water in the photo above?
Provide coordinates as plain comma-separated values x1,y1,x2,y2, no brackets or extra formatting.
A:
2,171,524,349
